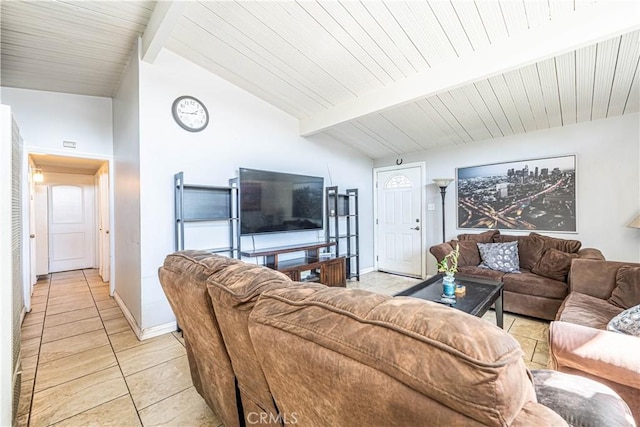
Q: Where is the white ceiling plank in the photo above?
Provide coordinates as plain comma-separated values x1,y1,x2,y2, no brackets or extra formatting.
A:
300,1,640,135
426,96,474,143
549,0,575,19
576,44,597,122
523,1,551,29
555,52,577,125
623,64,640,114
355,1,428,72
219,1,354,104
591,37,622,120
381,103,452,149
165,35,310,119
438,88,494,141
487,75,526,134
295,1,394,86
536,59,563,128
427,1,474,56
414,99,466,145
350,119,405,155
519,64,551,130
357,114,423,153
474,1,509,44
318,1,409,80
141,1,186,63
473,80,515,137
498,0,529,37
608,31,640,117
324,124,394,158
183,4,335,109
459,84,504,138
450,1,491,51
502,69,538,132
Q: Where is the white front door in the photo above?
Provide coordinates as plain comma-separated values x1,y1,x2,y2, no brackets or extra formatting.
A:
48,174,95,272
376,165,424,277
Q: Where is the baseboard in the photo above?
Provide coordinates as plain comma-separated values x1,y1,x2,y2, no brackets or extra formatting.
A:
19,306,26,325
360,267,375,275
113,291,177,341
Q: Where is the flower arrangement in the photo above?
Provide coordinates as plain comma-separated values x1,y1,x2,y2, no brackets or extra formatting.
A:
437,243,460,275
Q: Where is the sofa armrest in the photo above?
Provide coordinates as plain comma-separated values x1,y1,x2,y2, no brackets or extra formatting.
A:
429,242,454,263
577,248,605,261
549,321,640,390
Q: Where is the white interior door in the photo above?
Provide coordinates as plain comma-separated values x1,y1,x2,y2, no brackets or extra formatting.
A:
48,174,95,272
34,185,49,275
97,165,110,282
29,173,37,287
376,166,423,277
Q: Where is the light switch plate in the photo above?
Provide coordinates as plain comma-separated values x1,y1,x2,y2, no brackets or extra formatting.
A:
427,203,436,211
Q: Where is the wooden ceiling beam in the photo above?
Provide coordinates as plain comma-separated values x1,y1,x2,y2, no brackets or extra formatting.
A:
141,1,186,64
299,1,640,136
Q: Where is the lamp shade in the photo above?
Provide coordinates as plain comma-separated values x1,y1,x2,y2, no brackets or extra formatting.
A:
628,215,640,229
433,178,454,188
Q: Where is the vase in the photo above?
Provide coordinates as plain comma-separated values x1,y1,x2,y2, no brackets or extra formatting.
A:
442,273,456,297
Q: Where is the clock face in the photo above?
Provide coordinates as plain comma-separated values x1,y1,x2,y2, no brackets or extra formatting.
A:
172,96,209,132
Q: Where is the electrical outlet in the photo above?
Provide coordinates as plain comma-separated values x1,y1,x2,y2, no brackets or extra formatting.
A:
427,203,436,211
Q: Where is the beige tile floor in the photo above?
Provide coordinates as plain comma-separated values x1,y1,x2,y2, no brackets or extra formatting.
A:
19,270,549,426
18,269,222,427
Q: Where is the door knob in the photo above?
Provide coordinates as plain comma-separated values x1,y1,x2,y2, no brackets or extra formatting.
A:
410,226,420,231
30,234,35,238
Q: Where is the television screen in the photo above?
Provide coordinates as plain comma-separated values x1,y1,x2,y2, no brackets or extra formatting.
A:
239,168,324,235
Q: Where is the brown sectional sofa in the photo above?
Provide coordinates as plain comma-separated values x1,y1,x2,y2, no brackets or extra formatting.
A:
159,250,571,426
430,230,605,320
549,259,640,424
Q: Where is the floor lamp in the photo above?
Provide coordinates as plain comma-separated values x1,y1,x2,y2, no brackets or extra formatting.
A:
433,178,454,243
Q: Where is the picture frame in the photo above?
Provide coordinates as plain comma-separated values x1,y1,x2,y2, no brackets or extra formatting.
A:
456,155,577,232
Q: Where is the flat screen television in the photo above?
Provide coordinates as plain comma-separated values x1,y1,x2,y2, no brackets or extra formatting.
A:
239,168,324,235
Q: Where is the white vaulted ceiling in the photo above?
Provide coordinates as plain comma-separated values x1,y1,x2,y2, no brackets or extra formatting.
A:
1,1,639,159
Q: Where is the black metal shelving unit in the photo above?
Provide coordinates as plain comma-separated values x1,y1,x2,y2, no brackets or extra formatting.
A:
174,172,240,258
325,186,359,281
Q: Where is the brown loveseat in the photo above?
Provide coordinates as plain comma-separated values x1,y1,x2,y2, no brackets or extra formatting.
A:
430,230,604,320
549,259,640,424
158,250,635,426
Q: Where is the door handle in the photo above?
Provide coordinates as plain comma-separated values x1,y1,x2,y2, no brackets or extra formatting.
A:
106,230,109,234
30,234,35,238
410,226,420,231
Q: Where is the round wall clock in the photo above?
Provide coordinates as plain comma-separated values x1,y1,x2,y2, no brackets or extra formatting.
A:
171,96,209,132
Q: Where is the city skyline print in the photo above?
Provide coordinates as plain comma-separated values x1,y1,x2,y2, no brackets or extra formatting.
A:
457,155,577,232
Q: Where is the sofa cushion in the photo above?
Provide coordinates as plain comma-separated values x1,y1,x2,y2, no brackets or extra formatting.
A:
531,249,579,282
451,240,481,267
477,242,521,273
457,229,499,243
530,233,581,254
457,265,505,281
556,292,624,329
608,266,640,309
494,234,546,270
249,285,534,426
503,271,568,300
607,304,640,337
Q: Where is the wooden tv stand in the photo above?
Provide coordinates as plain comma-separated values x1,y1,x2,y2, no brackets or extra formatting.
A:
240,242,346,287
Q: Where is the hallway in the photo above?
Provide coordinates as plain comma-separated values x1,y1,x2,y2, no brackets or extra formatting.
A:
18,269,221,426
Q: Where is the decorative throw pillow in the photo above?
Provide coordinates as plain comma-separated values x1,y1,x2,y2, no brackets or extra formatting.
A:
476,242,520,273
452,240,481,267
607,304,640,337
531,248,578,282
457,230,500,243
529,232,581,254
608,266,640,309
494,234,546,270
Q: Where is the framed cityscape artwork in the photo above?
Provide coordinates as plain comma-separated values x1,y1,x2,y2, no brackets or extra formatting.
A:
456,155,577,232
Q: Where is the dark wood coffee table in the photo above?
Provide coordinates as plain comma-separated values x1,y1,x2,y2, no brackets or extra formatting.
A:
394,274,504,328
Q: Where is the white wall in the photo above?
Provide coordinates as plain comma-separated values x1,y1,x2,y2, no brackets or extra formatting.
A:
375,113,640,274
0,105,14,427
137,48,374,331
0,87,112,157
112,47,143,327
